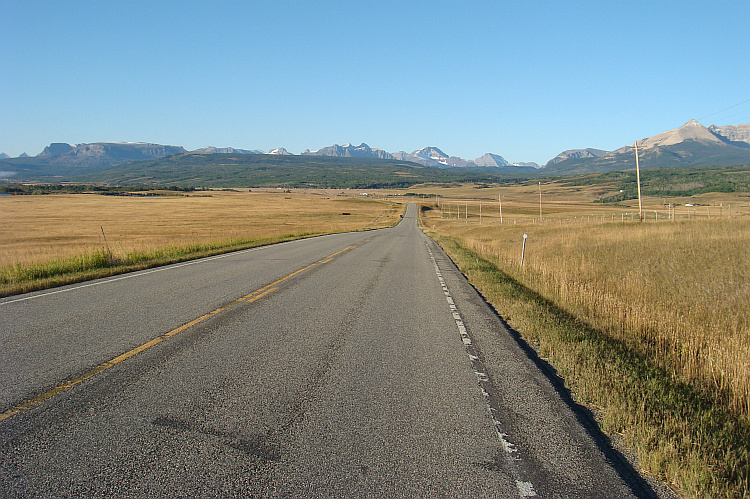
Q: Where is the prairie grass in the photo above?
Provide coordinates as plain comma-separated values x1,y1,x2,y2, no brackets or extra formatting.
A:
0,190,401,296
421,193,750,497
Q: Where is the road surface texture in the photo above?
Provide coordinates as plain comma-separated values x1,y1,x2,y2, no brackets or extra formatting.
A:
1,204,663,498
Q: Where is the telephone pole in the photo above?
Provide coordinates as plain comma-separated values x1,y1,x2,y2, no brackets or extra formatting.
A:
628,141,644,222
538,181,543,223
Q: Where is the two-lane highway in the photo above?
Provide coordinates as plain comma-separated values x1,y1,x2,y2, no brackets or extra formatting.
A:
1,204,657,497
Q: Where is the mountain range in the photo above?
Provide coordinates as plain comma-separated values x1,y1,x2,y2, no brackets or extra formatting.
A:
302,143,536,170
26,142,187,168
543,120,750,173
0,142,538,177
193,146,293,155
1,120,749,181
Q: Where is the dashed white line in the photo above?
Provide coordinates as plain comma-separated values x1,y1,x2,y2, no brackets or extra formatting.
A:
423,237,538,498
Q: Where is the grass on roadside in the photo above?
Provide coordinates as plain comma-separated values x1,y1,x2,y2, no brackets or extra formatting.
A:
0,192,404,297
0,232,322,297
429,234,750,499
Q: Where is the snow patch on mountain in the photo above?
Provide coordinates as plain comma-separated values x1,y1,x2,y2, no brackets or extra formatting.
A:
268,148,292,155
193,146,263,154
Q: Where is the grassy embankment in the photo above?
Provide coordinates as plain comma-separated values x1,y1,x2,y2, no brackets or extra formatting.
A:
0,190,401,297
416,181,749,498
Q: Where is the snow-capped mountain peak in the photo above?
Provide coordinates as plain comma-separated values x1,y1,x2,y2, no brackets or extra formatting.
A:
268,148,291,155
414,146,449,161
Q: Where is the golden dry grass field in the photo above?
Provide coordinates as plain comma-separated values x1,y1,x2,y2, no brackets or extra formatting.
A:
400,180,750,223
423,206,750,413
0,189,399,268
0,189,401,296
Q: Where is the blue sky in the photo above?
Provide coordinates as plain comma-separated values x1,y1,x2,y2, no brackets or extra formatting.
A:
2,0,749,165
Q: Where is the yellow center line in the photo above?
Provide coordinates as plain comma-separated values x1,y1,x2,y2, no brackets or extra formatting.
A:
246,287,277,303
0,242,365,424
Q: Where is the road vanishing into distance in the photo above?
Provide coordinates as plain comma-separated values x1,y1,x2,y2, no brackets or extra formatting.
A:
1,204,660,498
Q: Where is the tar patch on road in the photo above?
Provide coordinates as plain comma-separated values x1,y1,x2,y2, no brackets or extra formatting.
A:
152,416,281,462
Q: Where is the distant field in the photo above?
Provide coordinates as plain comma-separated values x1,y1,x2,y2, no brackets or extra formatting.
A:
0,189,401,295
403,178,750,223
0,190,396,266
415,179,750,498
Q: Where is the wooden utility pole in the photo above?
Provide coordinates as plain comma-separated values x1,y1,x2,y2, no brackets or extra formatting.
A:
499,194,503,224
538,181,543,223
628,141,644,222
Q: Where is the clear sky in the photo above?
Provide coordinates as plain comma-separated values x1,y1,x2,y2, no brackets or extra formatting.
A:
2,0,749,165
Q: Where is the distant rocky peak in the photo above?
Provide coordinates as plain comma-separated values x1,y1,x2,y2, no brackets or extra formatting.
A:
193,146,263,154
708,123,750,144
38,143,75,156
302,142,393,159
474,153,510,167
545,148,608,167
414,146,448,160
639,119,721,149
268,148,292,155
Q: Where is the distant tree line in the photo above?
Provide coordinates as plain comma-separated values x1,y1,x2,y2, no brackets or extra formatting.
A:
579,165,750,202
0,184,206,195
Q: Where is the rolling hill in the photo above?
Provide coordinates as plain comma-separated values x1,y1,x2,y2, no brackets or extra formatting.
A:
64,153,521,189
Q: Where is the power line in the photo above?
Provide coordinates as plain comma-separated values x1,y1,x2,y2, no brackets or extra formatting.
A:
713,108,750,123
698,98,750,122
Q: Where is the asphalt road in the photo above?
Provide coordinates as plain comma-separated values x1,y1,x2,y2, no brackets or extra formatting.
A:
0,204,660,498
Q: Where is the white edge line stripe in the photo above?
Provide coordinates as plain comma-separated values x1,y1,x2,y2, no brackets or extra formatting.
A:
422,235,537,498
